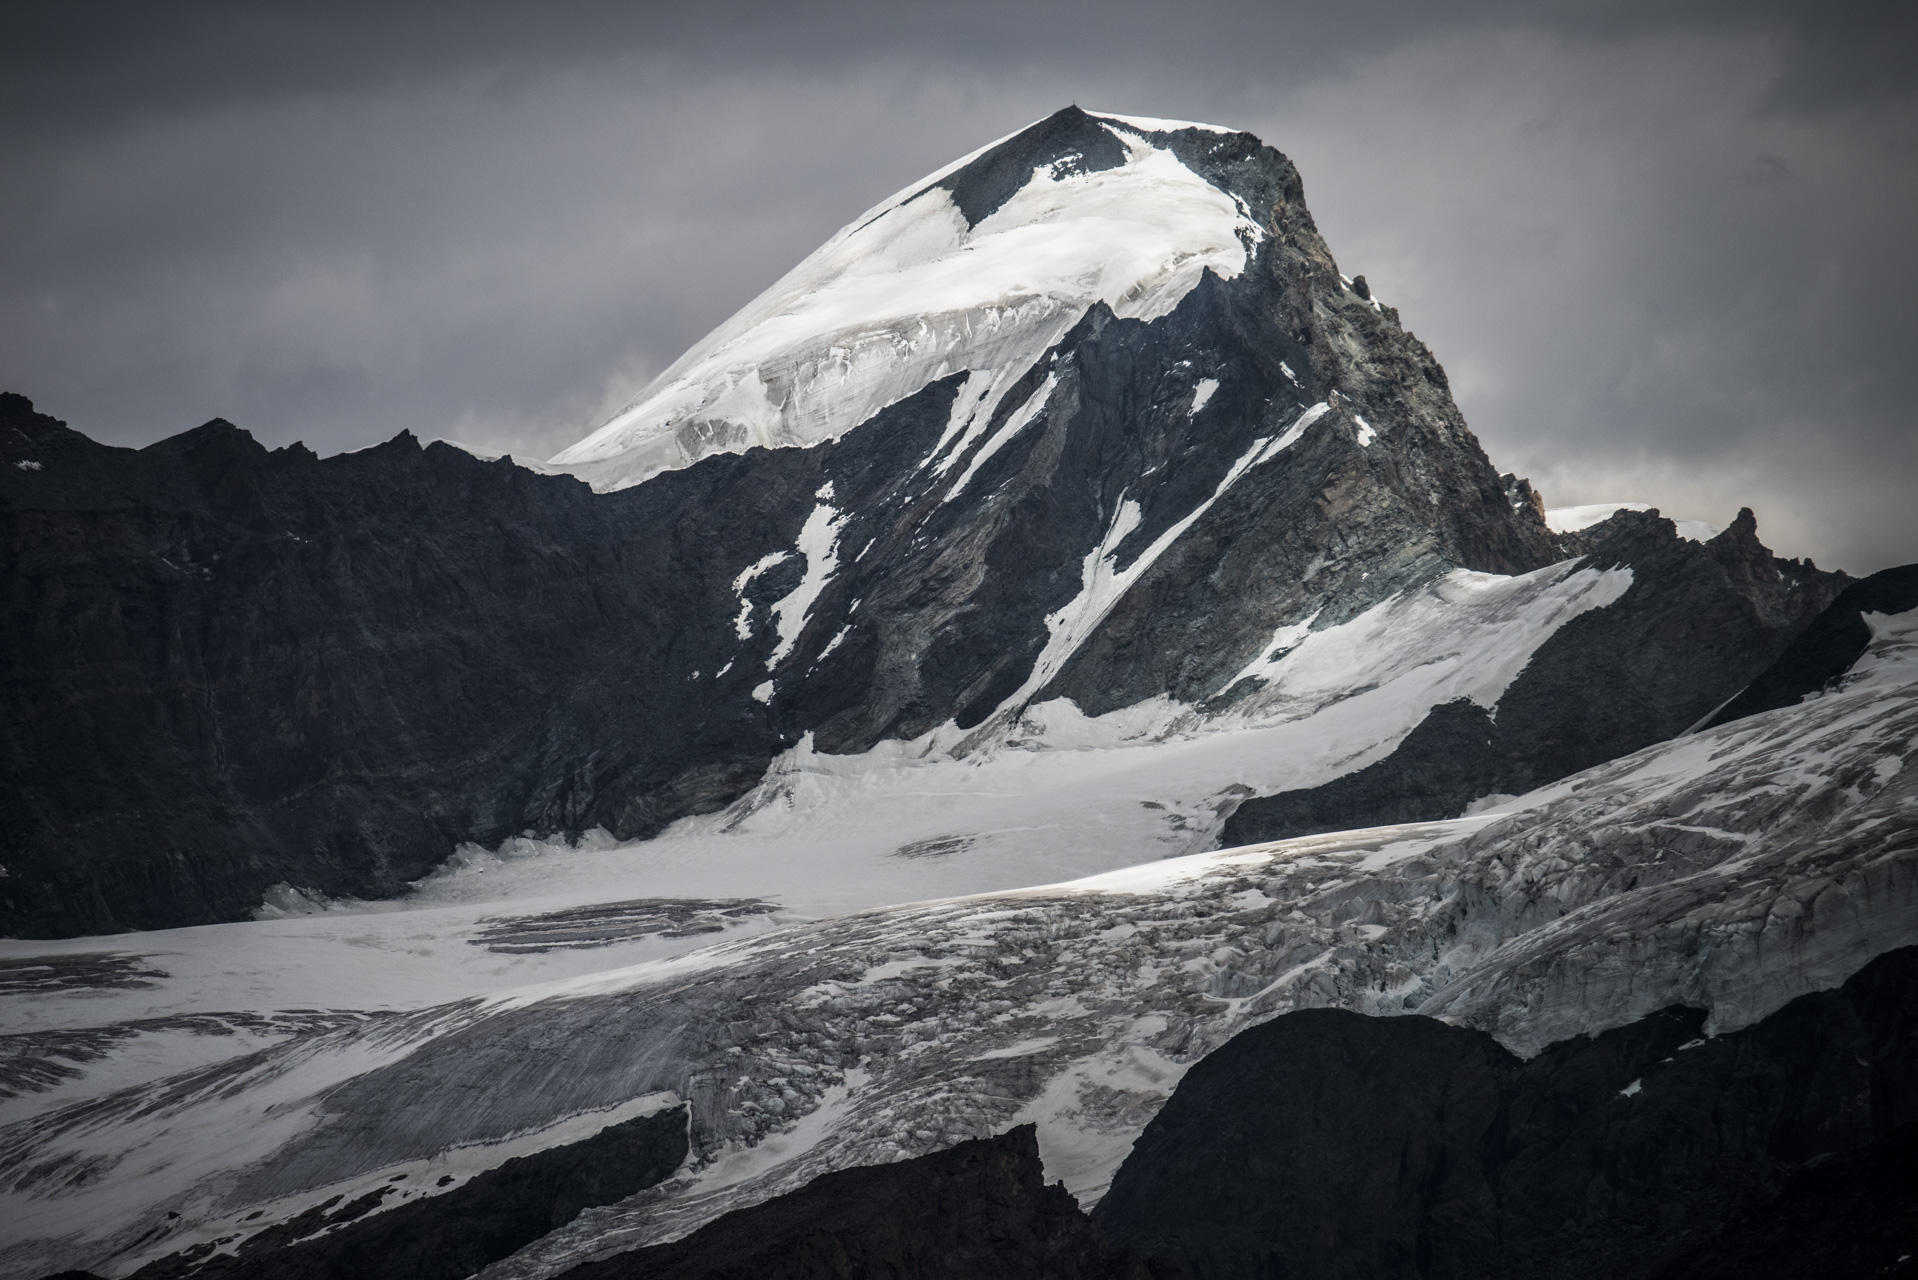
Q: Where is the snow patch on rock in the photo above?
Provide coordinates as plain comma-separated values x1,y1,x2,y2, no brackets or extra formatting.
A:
765,486,847,670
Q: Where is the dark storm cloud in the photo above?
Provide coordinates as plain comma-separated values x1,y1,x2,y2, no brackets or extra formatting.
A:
2,1,1912,570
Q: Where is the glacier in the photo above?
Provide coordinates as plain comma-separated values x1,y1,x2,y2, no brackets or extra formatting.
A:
2,605,1911,1278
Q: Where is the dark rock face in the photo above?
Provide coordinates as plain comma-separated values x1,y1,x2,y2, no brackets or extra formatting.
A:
1220,507,1846,847
1091,944,1918,1279
0,386,957,935
928,104,1132,226
2,113,1579,938
552,1124,1168,1280
1033,127,1563,718
1220,697,1507,843
1653,1124,1918,1279
121,1104,687,1280
1706,561,1918,728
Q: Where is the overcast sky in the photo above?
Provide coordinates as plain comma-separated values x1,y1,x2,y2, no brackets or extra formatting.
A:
3,1,1912,572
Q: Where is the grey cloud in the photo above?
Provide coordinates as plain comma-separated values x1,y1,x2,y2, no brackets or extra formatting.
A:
1248,27,1918,571
8,1,1903,117
0,2,1911,571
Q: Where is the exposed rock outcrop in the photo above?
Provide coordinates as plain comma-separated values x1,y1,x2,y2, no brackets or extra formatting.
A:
1706,561,1918,727
554,1126,1167,1280
124,1105,688,1280
1219,507,1849,847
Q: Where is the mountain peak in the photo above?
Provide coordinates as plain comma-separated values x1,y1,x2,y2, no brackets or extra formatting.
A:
547,110,1271,493
925,105,1237,227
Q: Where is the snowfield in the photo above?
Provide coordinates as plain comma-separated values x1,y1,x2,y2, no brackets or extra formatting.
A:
4,604,1912,1279
547,113,1262,492
0,560,1625,1043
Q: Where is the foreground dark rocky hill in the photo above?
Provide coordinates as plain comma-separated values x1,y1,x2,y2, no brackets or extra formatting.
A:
120,1106,688,1280
1094,944,1918,1278
556,1126,1166,1280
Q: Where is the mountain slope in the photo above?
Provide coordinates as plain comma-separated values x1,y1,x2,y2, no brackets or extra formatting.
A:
1705,561,1918,728
2,107,1599,937
1220,506,1840,845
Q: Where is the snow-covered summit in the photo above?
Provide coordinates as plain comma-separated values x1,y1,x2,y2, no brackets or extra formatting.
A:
548,107,1262,492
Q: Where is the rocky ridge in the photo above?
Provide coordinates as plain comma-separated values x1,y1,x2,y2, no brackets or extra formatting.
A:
1220,507,1844,846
